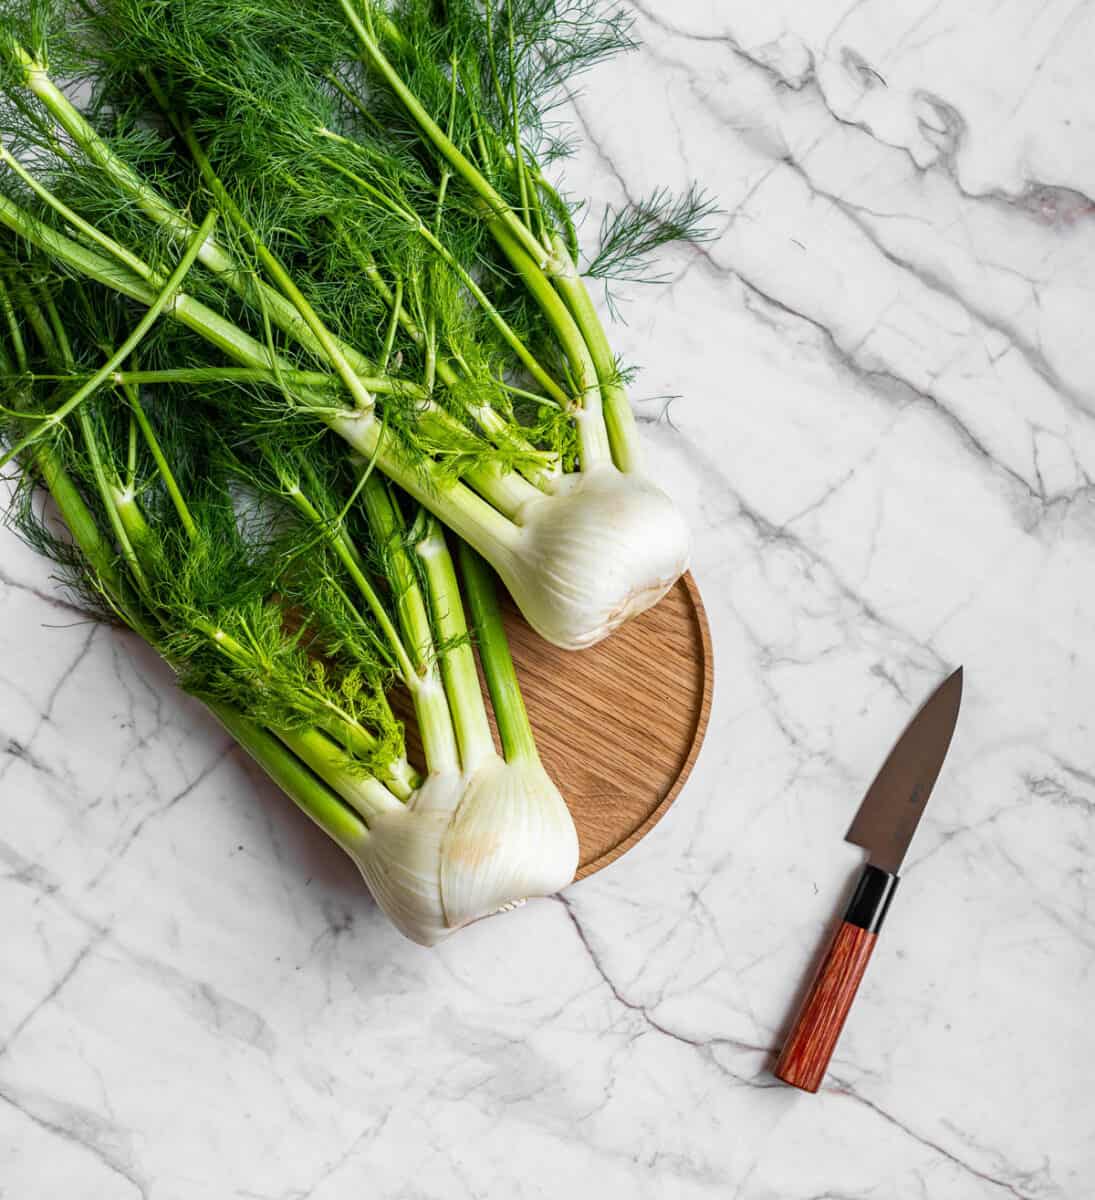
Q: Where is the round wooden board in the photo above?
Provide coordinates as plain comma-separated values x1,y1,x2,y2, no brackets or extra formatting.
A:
500,572,713,879
396,573,712,878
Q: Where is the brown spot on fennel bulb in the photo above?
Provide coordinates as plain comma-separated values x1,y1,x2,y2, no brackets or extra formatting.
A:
495,466,690,651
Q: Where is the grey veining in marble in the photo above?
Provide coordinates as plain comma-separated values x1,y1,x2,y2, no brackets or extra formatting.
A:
2,2,1093,1196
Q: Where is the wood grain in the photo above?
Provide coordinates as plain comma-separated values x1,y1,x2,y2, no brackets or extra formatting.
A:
398,572,712,878
774,921,878,1093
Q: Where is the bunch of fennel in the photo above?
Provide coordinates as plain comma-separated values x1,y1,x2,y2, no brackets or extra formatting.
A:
0,0,715,649
0,252,578,946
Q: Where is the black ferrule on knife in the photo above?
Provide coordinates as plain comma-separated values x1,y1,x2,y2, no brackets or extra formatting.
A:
844,863,899,933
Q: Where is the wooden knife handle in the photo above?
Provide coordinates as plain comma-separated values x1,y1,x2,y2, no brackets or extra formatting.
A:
774,921,877,1092
775,864,898,1093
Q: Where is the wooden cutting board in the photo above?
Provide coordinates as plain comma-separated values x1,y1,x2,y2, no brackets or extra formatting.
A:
387,572,713,880
504,572,712,877
393,574,712,877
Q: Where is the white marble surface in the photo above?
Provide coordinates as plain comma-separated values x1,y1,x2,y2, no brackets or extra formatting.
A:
2,2,1094,1196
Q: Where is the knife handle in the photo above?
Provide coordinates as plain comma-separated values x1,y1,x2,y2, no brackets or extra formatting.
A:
774,864,898,1093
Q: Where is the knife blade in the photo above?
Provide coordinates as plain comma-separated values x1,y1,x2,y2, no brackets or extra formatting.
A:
846,666,963,874
774,667,963,1094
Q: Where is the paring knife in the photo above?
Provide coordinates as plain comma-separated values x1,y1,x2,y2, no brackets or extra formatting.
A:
774,667,964,1094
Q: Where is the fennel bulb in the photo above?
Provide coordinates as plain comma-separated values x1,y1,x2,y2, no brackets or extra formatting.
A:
500,467,691,650
354,754,577,946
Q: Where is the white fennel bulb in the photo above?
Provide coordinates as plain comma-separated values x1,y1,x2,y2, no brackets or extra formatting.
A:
351,756,578,946
440,755,579,929
497,466,691,650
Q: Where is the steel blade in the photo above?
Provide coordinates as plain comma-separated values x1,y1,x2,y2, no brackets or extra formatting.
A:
845,667,963,873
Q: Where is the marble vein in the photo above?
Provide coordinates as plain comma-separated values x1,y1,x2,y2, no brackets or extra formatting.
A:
0,930,107,1061
0,1086,148,1200
83,740,235,891
557,896,772,1077
831,1080,1044,1200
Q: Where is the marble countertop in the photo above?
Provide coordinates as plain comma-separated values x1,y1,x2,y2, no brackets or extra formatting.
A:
2,2,1093,1196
